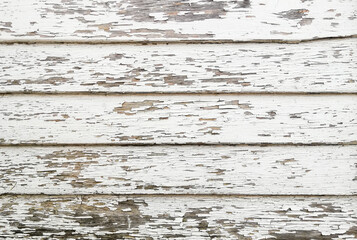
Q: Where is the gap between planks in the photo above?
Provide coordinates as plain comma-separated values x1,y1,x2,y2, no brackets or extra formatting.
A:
1,142,357,147
1,193,356,197
1,92,357,96
0,35,356,45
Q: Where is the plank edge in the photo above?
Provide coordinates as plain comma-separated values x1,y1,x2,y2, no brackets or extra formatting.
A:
0,35,356,45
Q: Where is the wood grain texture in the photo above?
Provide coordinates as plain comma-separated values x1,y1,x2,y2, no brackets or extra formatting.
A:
2,0,356,238
1,94,356,145
1,146,356,195
0,0,356,42
0,195,356,239
1,39,356,94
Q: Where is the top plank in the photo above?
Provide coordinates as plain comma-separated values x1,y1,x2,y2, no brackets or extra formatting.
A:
0,0,356,42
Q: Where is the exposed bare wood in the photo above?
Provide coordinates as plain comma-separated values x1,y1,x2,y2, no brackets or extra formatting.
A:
1,39,356,94
1,94,356,145
0,0,356,42
0,146,356,195
0,195,356,239
1,0,356,238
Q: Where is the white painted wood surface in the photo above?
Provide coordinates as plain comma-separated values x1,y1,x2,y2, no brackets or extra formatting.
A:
0,146,356,195
1,94,356,144
1,0,356,237
1,39,356,93
0,195,356,239
0,0,356,42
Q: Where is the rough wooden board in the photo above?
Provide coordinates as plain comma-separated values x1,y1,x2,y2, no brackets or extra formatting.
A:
0,195,356,239
0,0,356,42
1,39,356,94
1,94,356,144
1,145,356,195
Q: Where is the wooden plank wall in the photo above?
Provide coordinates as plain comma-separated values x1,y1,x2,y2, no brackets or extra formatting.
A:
0,0,356,239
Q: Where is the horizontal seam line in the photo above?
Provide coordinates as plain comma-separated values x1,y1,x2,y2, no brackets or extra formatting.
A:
0,35,356,45
1,92,357,96
0,143,356,147
0,193,356,197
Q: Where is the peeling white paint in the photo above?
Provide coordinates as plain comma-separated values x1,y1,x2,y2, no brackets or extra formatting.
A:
0,39,356,93
0,0,356,42
0,146,356,195
0,195,356,239
0,94,356,144
1,0,356,237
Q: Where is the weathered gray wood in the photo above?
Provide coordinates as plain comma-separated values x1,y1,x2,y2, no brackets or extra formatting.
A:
1,39,356,94
0,0,356,42
1,94,356,144
0,195,356,239
0,146,356,195
1,0,356,238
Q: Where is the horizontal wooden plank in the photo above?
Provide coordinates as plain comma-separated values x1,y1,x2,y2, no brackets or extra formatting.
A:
0,146,356,195
1,39,356,93
0,195,356,239
0,0,356,42
1,94,356,145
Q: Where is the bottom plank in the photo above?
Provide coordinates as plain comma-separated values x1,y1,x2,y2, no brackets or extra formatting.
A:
0,195,356,239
